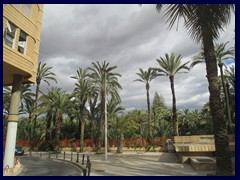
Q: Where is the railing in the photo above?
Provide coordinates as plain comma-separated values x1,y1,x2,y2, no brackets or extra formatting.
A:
28,151,91,176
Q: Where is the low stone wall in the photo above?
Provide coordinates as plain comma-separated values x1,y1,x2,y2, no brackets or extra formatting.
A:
190,157,216,171
62,146,168,153
173,134,235,163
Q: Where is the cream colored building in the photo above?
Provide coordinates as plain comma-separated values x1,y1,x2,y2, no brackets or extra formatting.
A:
3,4,44,173
3,4,43,86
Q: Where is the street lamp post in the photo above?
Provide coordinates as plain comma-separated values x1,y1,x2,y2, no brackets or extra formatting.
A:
103,69,108,161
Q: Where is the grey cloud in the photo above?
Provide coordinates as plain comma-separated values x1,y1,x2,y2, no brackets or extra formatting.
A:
38,4,235,111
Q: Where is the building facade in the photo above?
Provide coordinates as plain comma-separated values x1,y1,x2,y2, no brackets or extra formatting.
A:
3,4,44,173
3,4,44,85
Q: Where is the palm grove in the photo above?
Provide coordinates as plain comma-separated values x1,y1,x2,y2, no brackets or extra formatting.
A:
3,4,235,176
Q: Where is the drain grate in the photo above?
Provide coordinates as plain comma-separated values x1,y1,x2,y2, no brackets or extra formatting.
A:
196,158,215,163
95,169,105,172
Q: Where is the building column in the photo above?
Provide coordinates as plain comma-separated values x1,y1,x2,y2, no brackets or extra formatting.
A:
4,75,23,169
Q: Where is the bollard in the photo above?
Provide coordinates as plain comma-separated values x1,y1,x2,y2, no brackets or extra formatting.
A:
71,152,73,161
87,163,92,176
49,151,51,158
82,154,85,165
83,168,87,176
56,152,58,159
86,156,90,169
76,152,79,163
86,156,90,168
63,151,66,160
40,151,42,157
29,150,32,157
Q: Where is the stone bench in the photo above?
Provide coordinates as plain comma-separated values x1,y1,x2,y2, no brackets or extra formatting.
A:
173,135,235,163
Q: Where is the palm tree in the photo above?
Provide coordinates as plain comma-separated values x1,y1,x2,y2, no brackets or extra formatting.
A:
225,66,235,91
3,86,12,116
32,62,57,149
38,88,69,152
88,61,122,153
116,111,140,153
20,84,35,113
71,68,93,152
134,68,158,137
87,90,99,147
225,67,235,131
154,53,190,136
216,43,234,133
191,42,235,131
154,4,234,175
3,84,35,115
107,97,124,150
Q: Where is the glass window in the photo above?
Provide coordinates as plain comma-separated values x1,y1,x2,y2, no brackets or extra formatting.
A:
18,30,27,54
5,21,16,48
22,4,32,17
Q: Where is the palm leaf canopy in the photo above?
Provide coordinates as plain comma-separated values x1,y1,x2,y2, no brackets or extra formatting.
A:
155,53,190,77
134,68,159,84
215,42,235,64
156,4,234,43
37,62,57,85
88,60,122,100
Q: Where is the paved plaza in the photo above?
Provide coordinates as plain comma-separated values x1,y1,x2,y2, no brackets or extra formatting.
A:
81,152,215,176
8,151,220,176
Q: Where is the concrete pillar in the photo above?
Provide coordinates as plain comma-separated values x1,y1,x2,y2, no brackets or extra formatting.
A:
4,75,23,169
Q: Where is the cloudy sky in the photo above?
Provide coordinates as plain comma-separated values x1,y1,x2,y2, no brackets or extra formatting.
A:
38,4,235,111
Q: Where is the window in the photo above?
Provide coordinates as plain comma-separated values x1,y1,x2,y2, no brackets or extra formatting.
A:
5,21,16,48
22,4,32,17
18,30,27,54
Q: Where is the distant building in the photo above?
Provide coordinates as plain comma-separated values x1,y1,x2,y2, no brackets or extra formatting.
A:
3,4,44,86
3,4,44,172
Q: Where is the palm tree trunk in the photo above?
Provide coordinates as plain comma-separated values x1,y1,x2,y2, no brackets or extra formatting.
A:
54,116,63,153
146,84,152,137
90,116,95,147
96,90,105,153
226,83,235,129
202,32,233,175
117,132,124,153
45,111,52,150
32,83,40,150
170,76,178,136
28,113,33,149
219,65,232,133
80,118,85,152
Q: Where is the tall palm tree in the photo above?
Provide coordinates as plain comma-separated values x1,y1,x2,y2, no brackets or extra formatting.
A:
216,42,234,133
154,4,234,175
88,61,122,153
35,62,58,102
134,68,158,137
154,53,190,136
32,62,57,149
71,68,93,152
191,42,235,131
224,67,235,130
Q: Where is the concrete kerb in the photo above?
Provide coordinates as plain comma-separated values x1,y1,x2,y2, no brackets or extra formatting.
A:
52,158,87,176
